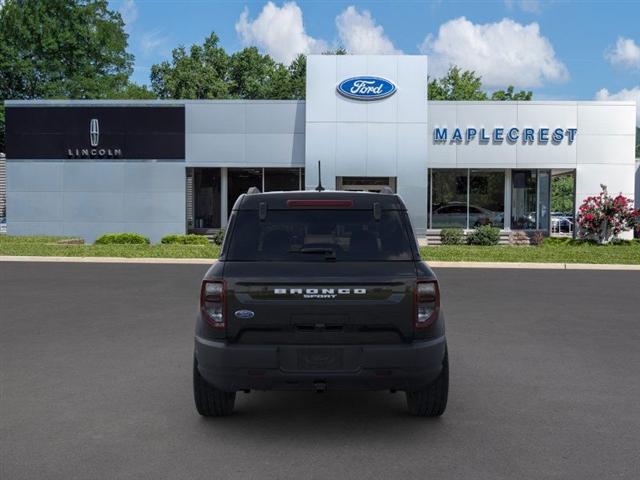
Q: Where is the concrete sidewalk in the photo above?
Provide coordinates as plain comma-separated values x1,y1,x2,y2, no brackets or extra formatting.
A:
1,255,639,270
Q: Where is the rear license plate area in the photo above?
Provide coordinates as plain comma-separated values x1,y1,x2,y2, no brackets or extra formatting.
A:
278,346,362,372
297,348,343,370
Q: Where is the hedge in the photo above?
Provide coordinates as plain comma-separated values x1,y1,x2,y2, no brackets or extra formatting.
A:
94,233,150,245
160,234,210,245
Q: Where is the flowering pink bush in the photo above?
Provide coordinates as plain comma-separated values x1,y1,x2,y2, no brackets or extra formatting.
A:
576,185,639,243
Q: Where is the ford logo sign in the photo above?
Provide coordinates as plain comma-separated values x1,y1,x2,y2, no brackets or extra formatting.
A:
234,310,255,320
337,76,397,101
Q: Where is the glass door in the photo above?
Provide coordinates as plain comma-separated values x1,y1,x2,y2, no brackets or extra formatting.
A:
510,169,551,231
511,170,537,230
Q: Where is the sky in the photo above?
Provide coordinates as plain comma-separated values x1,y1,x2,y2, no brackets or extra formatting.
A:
112,0,640,123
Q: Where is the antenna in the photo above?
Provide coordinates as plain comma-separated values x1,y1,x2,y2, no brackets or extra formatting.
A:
315,161,325,192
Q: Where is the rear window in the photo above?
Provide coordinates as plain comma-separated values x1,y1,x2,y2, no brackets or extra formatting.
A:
225,209,415,261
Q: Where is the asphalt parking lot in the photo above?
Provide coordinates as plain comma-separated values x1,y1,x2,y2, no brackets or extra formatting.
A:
1,262,639,480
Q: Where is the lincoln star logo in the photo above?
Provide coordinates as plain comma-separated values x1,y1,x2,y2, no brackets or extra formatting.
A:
274,288,367,299
67,118,122,159
89,118,99,147
337,77,397,101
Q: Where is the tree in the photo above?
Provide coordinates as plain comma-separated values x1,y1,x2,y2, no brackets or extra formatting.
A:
428,67,487,101
0,0,133,99
150,33,309,100
551,174,575,213
288,54,306,100
0,0,138,151
150,33,230,99
491,86,533,101
228,47,287,99
576,185,639,243
428,66,533,102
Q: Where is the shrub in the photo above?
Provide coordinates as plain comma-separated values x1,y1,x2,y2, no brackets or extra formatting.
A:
94,233,150,245
161,234,209,245
466,225,500,246
577,184,639,244
440,228,464,245
212,228,226,246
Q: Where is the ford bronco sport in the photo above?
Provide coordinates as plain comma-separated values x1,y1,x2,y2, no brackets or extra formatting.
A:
193,189,448,417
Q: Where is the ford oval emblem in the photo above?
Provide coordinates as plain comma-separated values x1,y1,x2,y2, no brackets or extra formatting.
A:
337,76,397,101
234,310,255,319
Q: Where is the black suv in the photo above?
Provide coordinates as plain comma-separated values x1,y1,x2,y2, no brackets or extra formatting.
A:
193,190,448,416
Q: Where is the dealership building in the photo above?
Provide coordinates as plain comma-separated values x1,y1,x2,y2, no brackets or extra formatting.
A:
3,55,638,242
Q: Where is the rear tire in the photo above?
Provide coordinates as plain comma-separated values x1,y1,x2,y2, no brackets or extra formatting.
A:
193,358,236,417
406,347,449,417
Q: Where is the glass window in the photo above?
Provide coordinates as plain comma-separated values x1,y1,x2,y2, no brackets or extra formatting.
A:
469,170,505,228
226,210,414,262
511,170,537,229
537,170,551,231
338,177,397,193
228,168,263,216
193,168,221,229
430,169,468,229
264,168,301,192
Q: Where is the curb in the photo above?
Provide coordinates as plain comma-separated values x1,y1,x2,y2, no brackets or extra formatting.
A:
1,255,639,270
0,255,215,265
426,261,640,270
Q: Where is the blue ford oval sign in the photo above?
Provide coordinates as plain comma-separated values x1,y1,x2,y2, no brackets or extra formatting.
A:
337,76,397,101
234,310,255,319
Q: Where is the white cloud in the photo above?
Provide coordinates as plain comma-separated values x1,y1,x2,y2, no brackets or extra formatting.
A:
595,87,640,125
140,30,167,56
335,6,401,55
420,17,568,89
504,0,542,14
119,0,138,33
605,37,640,70
235,1,327,64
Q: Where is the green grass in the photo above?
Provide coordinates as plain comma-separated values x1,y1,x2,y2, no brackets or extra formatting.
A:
0,235,80,244
0,236,220,258
419,244,640,265
1,235,638,264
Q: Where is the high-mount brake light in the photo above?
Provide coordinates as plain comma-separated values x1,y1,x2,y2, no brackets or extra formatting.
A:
286,199,353,208
415,280,439,328
201,280,225,329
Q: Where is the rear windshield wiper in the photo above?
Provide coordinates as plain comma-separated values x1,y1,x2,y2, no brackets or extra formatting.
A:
289,247,337,260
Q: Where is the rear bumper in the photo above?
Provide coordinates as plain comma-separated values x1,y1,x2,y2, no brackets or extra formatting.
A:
194,335,447,392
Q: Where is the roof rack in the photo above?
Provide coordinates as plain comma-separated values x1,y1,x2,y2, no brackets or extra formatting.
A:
379,186,394,194
246,186,261,194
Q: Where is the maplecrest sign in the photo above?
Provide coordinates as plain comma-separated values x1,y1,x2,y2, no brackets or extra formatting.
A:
433,127,577,144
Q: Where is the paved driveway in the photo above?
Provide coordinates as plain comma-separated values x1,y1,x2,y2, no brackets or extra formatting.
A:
1,263,639,479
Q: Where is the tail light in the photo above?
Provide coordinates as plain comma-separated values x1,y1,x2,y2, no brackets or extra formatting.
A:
415,280,439,328
201,280,225,329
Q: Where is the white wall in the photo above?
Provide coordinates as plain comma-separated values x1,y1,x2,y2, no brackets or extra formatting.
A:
428,101,637,237
305,55,429,233
7,161,185,243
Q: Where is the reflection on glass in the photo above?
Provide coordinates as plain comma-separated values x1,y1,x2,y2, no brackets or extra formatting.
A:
264,168,301,192
511,170,537,229
538,170,550,231
193,168,221,229
430,170,468,228
228,168,263,216
469,170,505,228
